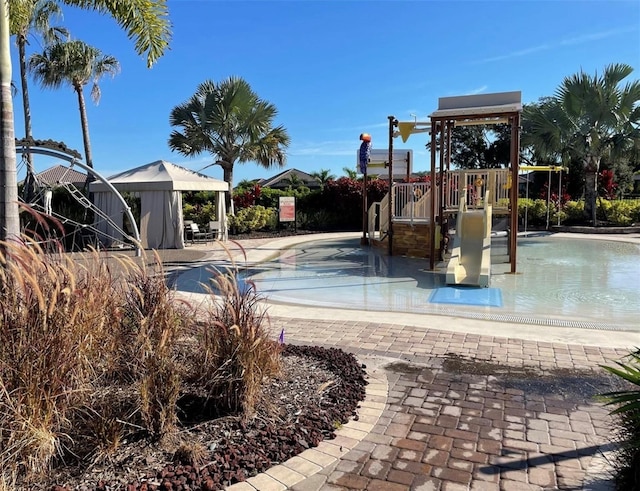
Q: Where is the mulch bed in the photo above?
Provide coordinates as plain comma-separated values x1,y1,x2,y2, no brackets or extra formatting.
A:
42,345,368,491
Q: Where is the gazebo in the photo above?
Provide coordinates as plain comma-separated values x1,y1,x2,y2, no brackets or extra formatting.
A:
90,160,229,249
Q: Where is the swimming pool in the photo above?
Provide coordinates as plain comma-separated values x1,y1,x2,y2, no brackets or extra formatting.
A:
178,234,640,332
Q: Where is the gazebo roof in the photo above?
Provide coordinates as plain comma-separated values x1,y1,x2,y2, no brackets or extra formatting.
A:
90,160,229,193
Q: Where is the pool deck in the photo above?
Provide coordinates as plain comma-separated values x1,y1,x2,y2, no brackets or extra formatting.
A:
171,232,640,491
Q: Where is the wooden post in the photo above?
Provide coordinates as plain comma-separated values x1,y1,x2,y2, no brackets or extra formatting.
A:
509,112,521,273
361,165,368,245
429,120,438,270
387,116,396,256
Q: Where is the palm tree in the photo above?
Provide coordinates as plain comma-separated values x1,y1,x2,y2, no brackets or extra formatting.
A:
29,39,120,173
168,76,290,211
342,166,357,179
0,0,171,241
235,178,259,192
10,0,69,203
523,63,640,225
310,168,335,188
282,172,304,190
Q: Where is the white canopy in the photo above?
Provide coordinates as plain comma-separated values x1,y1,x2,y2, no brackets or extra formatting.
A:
90,160,229,249
90,160,229,192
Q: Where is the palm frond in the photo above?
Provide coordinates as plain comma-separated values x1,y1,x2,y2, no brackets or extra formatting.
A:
168,76,290,185
61,0,171,68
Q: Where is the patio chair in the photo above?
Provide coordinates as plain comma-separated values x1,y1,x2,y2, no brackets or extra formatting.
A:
209,221,222,240
188,223,213,244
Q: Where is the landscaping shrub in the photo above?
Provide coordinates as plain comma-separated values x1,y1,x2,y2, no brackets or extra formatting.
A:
553,209,568,225
198,267,282,418
599,349,640,490
607,201,636,226
558,199,640,226
261,186,311,209
229,205,277,233
0,234,118,479
563,200,585,223
321,177,363,228
605,199,640,226
183,201,217,228
597,198,613,222
518,198,548,226
234,184,263,209
306,177,388,231
632,200,640,224
297,209,336,230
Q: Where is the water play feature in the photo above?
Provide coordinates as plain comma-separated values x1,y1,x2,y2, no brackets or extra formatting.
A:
177,234,640,332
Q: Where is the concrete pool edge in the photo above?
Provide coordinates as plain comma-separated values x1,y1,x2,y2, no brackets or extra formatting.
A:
174,290,637,351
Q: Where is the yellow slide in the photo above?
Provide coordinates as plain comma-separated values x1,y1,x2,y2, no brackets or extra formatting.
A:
445,191,492,287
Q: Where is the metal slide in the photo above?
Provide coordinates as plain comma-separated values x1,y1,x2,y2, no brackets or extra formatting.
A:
445,191,492,287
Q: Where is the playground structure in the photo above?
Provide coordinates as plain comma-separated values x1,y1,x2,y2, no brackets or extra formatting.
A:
365,91,522,280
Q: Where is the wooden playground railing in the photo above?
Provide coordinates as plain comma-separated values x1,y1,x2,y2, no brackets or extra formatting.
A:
396,182,432,222
443,169,510,212
367,169,511,242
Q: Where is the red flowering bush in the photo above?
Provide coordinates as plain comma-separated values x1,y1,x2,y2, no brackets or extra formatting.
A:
314,177,389,229
599,169,618,200
233,184,262,209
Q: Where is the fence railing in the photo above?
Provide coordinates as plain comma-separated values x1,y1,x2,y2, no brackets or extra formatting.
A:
443,169,510,211
367,169,511,242
394,182,433,223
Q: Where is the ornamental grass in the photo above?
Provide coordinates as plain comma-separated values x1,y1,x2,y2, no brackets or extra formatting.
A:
0,220,281,487
0,235,118,483
195,255,282,420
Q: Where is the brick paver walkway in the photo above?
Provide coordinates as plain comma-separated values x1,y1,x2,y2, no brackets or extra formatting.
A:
221,318,629,491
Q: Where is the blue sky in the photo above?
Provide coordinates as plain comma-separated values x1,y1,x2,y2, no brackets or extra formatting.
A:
11,0,640,188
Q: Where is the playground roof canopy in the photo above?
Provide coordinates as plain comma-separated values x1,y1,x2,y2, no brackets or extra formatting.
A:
429,91,522,122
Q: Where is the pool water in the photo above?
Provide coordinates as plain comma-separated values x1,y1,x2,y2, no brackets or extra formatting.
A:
182,235,640,332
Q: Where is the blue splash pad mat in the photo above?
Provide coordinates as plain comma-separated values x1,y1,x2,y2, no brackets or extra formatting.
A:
429,286,503,307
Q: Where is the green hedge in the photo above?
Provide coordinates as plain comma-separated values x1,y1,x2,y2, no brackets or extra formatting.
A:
606,199,640,226
518,198,640,227
228,205,277,233
183,202,217,228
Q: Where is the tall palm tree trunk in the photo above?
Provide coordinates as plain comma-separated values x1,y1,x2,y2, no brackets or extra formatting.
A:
584,172,598,226
75,84,95,191
76,85,93,169
583,154,599,226
223,163,234,214
18,35,36,203
0,1,20,241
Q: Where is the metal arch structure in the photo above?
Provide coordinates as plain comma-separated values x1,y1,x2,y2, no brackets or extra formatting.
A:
15,139,142,256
